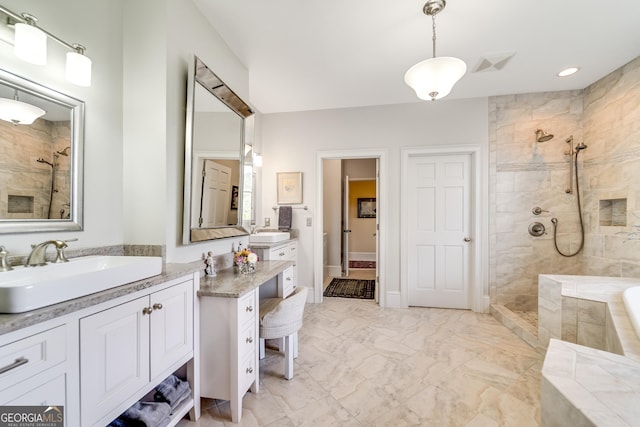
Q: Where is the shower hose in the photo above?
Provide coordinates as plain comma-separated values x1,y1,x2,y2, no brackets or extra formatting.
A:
550,149,584,257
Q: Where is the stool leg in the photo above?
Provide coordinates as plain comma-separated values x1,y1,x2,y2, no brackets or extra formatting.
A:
284,334,294,380
259,338,265,360
293,331,298,359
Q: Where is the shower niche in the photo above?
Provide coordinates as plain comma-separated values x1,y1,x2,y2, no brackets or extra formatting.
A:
599,198,627,227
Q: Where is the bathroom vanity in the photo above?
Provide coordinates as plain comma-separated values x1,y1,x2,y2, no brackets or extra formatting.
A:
198,259,295,423
0,262,201,427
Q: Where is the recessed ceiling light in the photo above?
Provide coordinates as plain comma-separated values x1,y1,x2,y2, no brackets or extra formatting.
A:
557,67,580,77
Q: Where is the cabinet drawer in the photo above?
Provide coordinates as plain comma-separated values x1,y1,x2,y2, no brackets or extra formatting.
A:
282,266,295,297
268,244,293,261
239,352,256,393
238,322,256,359
3,374,66,406
0,326,66,392
238,291,256,327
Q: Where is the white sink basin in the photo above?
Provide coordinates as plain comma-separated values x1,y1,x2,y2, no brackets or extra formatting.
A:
0,256,163,313
249,231,291,244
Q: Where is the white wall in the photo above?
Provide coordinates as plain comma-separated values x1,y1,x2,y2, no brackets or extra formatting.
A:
260,98,489,302
122,0,252,262
0,0,124,255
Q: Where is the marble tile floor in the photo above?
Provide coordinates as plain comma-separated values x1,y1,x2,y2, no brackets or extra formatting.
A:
179,297,545,427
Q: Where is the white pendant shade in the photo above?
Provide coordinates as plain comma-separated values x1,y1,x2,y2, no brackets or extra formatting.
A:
66,51,92,87
13,22,47,65
405,56,467,101
0,98,46,125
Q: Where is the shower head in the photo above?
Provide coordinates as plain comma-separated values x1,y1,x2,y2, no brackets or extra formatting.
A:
56,146,71,156
535,129,554,143
575,142,587,151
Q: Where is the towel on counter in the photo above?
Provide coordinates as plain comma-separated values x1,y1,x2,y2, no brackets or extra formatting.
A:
154,375,191,411
278,205,292,231
117,401,171,427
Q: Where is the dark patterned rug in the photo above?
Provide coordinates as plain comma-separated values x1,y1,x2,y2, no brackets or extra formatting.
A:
323,278,375,299
349,260,376,269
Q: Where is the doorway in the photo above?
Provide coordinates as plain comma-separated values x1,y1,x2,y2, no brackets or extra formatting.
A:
314,149,388,306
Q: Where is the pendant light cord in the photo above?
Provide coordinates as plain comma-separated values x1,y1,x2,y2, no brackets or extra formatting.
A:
431,15,437,58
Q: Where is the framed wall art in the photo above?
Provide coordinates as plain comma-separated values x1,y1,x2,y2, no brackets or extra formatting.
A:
357,198,376,218
277,172,303,204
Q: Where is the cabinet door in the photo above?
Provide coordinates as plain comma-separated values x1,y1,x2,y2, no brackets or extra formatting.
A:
4,374,66,407
150,281,193,378
80,296,150,427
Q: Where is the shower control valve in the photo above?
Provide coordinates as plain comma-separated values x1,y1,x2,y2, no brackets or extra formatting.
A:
532,207,548,215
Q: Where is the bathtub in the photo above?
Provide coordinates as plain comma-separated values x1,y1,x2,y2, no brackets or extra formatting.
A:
623,286,640,340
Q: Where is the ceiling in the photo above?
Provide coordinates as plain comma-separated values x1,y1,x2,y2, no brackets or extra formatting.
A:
193,0,640,114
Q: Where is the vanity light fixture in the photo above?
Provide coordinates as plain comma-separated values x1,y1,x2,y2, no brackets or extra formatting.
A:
13,13,46,65
0,4,92,87
0,89,46,125
404,0,466,101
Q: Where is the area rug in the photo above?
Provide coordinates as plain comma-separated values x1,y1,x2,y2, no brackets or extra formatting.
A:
323,278,375,299
349,260,376,269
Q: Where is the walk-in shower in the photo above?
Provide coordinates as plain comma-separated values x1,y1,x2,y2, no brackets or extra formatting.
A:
551,135,587,257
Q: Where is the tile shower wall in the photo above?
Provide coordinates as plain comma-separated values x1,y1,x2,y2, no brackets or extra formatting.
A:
0,118,71,219
490,56,640,312
489,90,585,310
581,56,640,276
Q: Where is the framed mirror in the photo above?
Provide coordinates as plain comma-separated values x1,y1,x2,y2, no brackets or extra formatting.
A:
183,56,254,244
0,68,84,234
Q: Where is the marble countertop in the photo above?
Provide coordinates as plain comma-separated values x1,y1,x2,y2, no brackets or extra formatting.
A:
0,262,199,336
198,260,294,298
541,275,640,426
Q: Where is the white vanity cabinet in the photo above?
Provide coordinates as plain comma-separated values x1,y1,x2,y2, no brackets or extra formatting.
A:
0,325,68,408
80,277,195,427
200,289,258,423
252,240,297,296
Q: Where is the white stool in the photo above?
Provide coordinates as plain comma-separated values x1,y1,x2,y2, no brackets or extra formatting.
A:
259,287,308,380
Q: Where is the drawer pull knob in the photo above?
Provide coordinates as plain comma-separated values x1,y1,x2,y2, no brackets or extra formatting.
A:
153,303,163,310
286,277,291,281
142,307,153,315
246,306,253,312
279,252,285,256
246,367,253,374
246,337,253,343
0,357,29,375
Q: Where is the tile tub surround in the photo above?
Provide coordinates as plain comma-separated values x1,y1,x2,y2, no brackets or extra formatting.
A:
542,339,640,427
538,275,640,425
538,274,640,359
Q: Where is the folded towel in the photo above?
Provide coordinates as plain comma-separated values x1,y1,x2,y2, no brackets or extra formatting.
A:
154,375,191,411
278,206,292,231
119,401,171,427
107,418,127,427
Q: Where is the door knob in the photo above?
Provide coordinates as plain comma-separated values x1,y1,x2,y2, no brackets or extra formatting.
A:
463,237,471,242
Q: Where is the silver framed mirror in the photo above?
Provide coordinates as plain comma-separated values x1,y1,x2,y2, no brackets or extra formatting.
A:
183,56,254,244
0,68,84,234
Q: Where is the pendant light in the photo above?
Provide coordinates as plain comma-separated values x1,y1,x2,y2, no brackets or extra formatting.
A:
404,0,466,101
0,89,46,125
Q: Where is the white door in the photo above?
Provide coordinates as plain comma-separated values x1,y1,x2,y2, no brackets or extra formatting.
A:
407,153,471,309
342,174,350,276
200,159,231,227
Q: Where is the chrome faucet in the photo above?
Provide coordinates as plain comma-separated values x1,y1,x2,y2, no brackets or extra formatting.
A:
25,240,69,267
0,246,13,272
